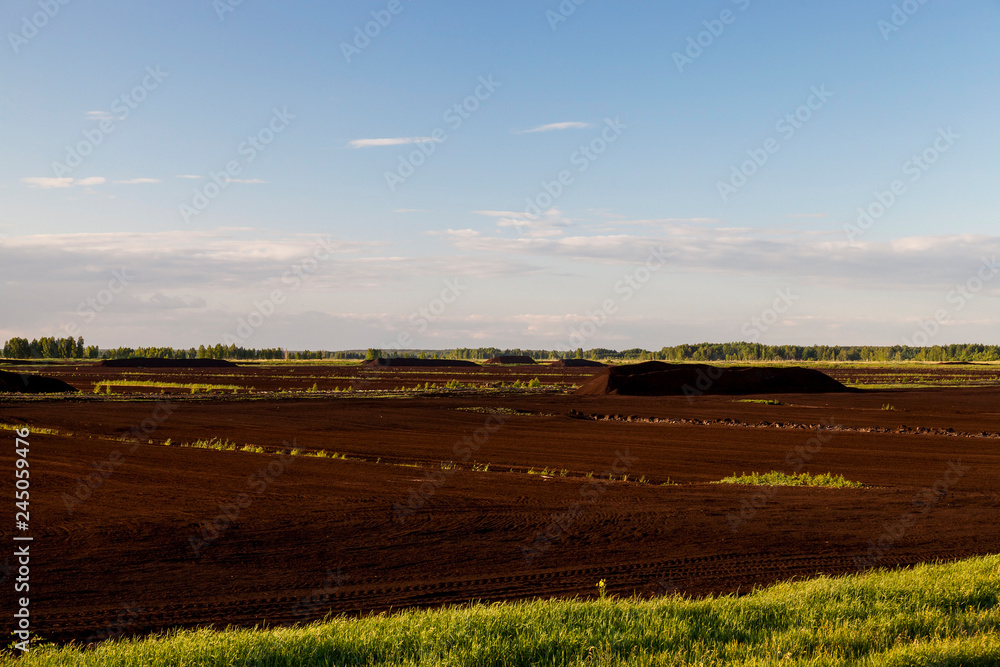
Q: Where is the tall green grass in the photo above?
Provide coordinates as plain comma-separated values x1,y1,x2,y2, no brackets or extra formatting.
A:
715,471,864,488
9,555,1000,666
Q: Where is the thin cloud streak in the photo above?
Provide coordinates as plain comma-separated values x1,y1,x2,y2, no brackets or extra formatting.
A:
20,177,106,189
347,137,441,148
515,121,593,134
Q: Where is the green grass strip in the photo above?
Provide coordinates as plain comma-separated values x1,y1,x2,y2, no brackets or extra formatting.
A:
715,471,864,488
9,555,1000,666
92,381,245,394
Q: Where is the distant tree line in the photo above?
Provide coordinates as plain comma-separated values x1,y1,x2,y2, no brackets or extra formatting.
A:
3,338,999,363
2,336,99,359
652,343,1000,363
101,344,288,360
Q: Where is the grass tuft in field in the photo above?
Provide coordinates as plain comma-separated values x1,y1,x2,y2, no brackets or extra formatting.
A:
176,437,239,452
715,471,864,488
0,423,70,436
13,555,1000,666
455,406,532,416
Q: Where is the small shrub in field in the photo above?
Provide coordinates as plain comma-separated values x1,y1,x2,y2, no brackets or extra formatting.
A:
715,471,863,488
182,437,238,451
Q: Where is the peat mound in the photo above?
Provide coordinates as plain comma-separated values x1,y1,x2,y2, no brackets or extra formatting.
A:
99,358,238,368
364,358,480,367
550,359,606,367
574,361,852,396
0,369,77,393
484,356,537,365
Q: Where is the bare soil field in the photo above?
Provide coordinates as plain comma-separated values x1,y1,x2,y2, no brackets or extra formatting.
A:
1,361,998,645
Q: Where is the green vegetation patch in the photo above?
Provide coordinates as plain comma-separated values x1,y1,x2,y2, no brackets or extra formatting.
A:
734,399,783,405
0,423,71,437
92,380,246,394
715,471,864,488
13,555,1000,666
169,437,240,451
455,406,532,416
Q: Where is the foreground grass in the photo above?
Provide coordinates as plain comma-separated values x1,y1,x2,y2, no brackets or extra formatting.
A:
715,471,864,488
9,556,1000,666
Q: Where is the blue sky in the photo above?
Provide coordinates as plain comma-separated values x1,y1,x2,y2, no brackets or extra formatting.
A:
2,0,998,350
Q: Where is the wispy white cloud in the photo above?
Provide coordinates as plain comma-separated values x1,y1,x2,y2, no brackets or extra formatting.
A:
85,110,114,121
75,177,106,187
0,230,526,292
515,121,593,134
176,174,202,179
229,178,266,184
20,176,106,189
347,137,441,149
442,225,1000,292
473,208,574,237
608,217,723,226
115,178,161,185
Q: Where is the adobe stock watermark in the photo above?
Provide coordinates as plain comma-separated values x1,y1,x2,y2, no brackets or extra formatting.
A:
854,459,967,570
340,0,414,63
673,0,752,73
384,75,500,192
726,419,838,532
521,449,638,565
717,85,833,202
180,107,295,223
189,440,299,557
843,127,958,243
740,288,798,343
223,237,339,346
561,245,667,349
52,67,169,177
291,568,349,621
8,0,72,54
878,0,933,41
393,413,506,524
63,268,135,339
901,256,998,347
545,0,587,31
512,117,626,235
382,278,467,351
63,400,177,515
213,0,249,21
